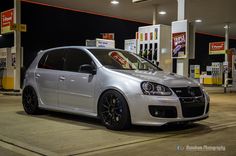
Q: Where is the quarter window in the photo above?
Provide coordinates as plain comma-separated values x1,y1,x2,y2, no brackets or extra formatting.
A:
38,53,47,69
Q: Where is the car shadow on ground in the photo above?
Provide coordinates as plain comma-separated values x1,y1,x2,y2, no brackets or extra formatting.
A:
16,110,211,136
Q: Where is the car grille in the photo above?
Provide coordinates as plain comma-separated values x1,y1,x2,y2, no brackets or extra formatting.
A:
171,87,205,118
171,87,203,97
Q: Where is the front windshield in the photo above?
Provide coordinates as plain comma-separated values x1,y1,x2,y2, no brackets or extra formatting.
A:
89,49,162,71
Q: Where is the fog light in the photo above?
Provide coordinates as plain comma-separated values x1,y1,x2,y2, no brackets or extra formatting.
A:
149,106,177,118
154,111,159,116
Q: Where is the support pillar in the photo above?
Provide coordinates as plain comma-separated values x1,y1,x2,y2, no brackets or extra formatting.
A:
176,0,189,77
14,0,21,91
224,24,229,93
152,5,158,25
177,0,185,20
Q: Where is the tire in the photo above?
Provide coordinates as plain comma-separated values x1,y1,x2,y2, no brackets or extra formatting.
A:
98,90,131,130
22,86,41,115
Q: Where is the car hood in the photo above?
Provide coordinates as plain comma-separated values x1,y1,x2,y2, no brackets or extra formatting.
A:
114,70,200,88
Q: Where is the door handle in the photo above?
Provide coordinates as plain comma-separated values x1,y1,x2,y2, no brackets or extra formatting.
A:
35,73,40,78
59,76,66,81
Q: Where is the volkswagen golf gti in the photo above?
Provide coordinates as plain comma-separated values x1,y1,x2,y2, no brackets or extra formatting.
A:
22,46,210,130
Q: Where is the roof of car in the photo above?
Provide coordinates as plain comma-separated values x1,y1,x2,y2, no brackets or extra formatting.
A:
39,46,123,54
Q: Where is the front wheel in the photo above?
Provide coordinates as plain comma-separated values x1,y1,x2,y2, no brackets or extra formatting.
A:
22,86,41,115
98,90,131,130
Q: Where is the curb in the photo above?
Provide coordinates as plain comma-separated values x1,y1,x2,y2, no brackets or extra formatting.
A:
0,91,22,96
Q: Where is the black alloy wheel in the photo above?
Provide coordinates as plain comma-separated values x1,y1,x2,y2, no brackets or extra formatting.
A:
22,86,41,115
98,90,131,130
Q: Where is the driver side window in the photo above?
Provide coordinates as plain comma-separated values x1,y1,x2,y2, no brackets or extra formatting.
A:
64,48,93,72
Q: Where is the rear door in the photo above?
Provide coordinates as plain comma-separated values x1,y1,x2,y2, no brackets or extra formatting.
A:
35,49,65,107
58,48,97,112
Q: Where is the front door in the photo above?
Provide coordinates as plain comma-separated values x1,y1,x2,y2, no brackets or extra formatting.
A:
58,48,97,113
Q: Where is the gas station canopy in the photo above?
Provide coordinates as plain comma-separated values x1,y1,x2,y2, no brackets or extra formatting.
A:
26,0,236,38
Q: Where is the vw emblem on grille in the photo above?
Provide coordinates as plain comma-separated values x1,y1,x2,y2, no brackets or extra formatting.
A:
187,86,195,97
176,90,182,93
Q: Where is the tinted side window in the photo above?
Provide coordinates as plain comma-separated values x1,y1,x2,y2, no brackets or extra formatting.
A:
65,49,93,72
38,49,65,70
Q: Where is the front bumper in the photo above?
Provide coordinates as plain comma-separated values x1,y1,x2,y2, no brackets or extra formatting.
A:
128,93,209,126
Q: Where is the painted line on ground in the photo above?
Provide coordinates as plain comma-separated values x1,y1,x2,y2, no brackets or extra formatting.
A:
68,134,179,156
70,122,236,156
210,121,236,131
1,122,236,156
0,140,41,156
0,134,58,156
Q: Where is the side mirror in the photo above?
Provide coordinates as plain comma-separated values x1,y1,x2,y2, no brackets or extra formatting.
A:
80,64,97,75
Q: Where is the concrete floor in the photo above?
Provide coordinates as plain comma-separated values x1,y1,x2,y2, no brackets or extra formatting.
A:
0,88,235,156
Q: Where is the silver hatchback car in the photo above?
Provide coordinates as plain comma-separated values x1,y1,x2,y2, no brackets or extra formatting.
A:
22,46,210,130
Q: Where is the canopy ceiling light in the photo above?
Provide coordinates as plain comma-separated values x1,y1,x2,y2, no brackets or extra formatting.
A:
195,19,202,23
159,11,166,15
132,0,150,3
111,0,119,5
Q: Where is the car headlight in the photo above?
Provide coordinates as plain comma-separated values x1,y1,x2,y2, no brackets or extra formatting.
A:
141,81,172,96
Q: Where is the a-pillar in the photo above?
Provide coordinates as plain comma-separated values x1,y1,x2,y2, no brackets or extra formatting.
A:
14,0,21,91
176,0,189,77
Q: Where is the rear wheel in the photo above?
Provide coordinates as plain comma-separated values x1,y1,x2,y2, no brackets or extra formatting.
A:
22,86,41,115
98,90,131,130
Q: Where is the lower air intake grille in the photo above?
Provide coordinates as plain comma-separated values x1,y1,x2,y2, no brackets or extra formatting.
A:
149,106,177,118
171,87,205,118
179,97,205,118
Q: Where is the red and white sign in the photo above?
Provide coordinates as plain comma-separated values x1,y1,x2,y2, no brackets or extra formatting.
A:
101,33,114,40
1,9,14,34
209,42,225,55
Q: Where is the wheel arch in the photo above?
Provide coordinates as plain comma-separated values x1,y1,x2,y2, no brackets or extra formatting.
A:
22,84,42,115
22,85,40,103
96,87,130,118
23,85,37,95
